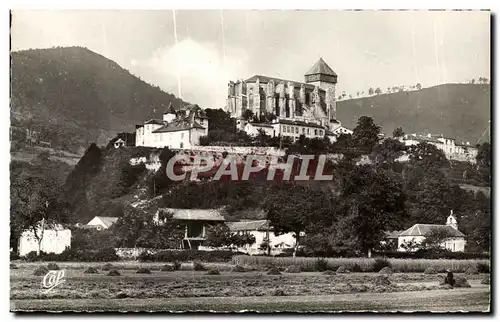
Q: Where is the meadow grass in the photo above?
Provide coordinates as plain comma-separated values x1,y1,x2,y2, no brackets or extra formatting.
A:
231,255,490,273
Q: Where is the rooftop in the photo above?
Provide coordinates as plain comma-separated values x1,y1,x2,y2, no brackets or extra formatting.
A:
399,224,465,237
278,119,325,129
245,75,319,90
158,208,226,221
227,220,270,232
305,58,337,77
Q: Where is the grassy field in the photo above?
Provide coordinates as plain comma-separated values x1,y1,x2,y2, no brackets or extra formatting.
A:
10,261,490,312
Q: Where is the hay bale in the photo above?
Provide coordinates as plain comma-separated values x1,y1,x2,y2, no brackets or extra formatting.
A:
272,288,286,296
378,267,393,275
439,284,453,290
115,292,128,299
107,269,121,276
84,267,99,274
336,265,349,274
47,263,60,270
193,261,206,271
206,269,220,275
372,275,391,286
322,270,336,275
284,265,301,273
160,264,175,272
424,267,437,275
10,263,18,269
481,276,490,285
454,276,471,288
231,265,245,273
266,267,282,275
102,263,115,271
136,268,151,274
465,267,479,275
33,266,49,276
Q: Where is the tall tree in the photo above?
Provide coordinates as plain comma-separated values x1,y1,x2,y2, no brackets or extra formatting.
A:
371,138,406,171
392,127,405,138
408,142,449,172
352,116,381,152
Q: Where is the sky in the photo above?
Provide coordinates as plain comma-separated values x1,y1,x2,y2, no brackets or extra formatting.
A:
11,10,490,108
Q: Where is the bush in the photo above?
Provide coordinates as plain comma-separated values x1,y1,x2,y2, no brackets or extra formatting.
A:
372,258,391,272
173,260,182,270
33,266,49,276
84,267,99,274
136,268,151,274
10,251,20,260
424,267,437,275
350,263,363,272
477,262,490,273
107,269,121,276
10,263,18,269
93,247,120,262
373,251,489,260
379,267,393,275
284,265,301,273
193,261,206,271
21,247,119,262
47,263,60,270
315,258,329,272
465,267,479,275
160,264,175,272
138,250,238,263
206,269,220,275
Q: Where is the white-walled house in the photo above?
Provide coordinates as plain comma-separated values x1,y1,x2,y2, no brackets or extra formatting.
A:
226,219,296,255
86,216,119,231
135,103,209,149
18,224,71,256
397,212,466,252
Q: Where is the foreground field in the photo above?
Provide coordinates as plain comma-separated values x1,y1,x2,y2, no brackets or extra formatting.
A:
10,262,490,312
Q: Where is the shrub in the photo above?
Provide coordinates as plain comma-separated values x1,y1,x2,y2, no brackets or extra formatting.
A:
47,263,60,270
379,267,393,275
33,266,49,276
424,267,437,275
10,251,20,260
454,276,471,288
107,269,121,276
372,258,391,272
136,268,151,274
373,250,489,260
10,263,18,269
336,265,349,274
481,276,490,285
193,261,206,271
160,264,174,272
93,247,120,262
465,267,479,275
372,275,391,286
84,267,99,274
206,269,220,275
138,250,238,263
477,262,490,273
349,263,363,272
267,267,281,275
173,260,182,271
284,265,301,273
231,265,245,272
315,258,329,272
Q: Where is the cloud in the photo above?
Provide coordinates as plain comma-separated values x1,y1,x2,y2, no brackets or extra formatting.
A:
143,38,249,108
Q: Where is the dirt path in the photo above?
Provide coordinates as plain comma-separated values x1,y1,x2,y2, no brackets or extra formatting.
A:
11,284,490,312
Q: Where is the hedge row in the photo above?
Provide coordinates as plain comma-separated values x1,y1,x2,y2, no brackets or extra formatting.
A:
21,247,120,262
372,251,490,260
138,250,243,262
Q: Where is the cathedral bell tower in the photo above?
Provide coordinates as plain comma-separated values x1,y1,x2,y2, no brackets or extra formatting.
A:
304,58,338,122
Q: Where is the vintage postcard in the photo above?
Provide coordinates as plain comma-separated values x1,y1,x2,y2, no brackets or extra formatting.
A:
9,9,491,313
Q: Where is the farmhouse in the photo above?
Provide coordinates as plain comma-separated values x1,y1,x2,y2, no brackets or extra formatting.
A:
154,208,226,250
397,211,466,252
226,219,296,255
18,224,71,256
86,216,119,231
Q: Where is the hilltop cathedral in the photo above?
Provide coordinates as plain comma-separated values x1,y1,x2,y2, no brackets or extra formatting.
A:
225,58,351,140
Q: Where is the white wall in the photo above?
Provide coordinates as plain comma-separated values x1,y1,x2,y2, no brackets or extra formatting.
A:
397,236,465,252
19,229,71,256
232,230,296,255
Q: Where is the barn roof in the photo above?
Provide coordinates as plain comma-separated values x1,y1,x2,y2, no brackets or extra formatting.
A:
90,216,119,228
159,208,225,221
399,224,465,237
227,220,269,232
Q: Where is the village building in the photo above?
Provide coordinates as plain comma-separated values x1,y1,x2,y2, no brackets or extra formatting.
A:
18,224,71,256
226,219,296,255
154,208,225,250
396,211,466,252
86,216,119,231
135,103,209,149
226,58,351,140
400,133,478,163
110,132,136,149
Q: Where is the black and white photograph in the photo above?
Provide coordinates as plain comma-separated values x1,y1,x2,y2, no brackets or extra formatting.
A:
8,9,491,313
